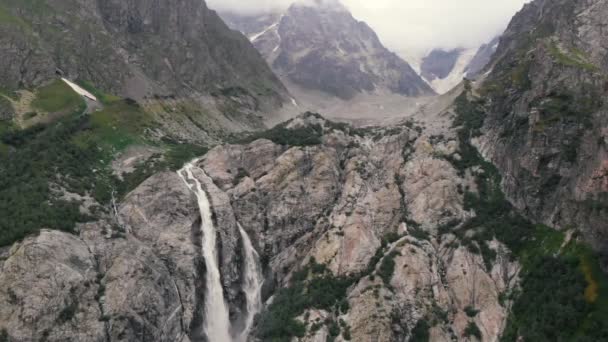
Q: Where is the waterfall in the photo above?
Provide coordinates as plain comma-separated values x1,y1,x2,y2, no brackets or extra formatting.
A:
178,161,264,342
178,162,232,342
237,223,264,342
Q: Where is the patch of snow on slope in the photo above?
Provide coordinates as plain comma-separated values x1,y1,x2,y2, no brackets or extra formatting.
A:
61,78,97,102
428,47,477,94
398,50,425,75
249,22,279,42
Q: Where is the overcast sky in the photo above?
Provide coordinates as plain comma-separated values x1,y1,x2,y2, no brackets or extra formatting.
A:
207,0,531,57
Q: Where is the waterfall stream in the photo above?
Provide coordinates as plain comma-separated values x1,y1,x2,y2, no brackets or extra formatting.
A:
178,161,264,342
178,162,232,342
237,223,264,342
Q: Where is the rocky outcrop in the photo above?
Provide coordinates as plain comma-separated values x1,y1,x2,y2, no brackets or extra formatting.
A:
220,0,434,100
0,113,518,341
0,0,288,132
465,36,500,78
198,114,518,341
0,231,105,342
477,0,608,253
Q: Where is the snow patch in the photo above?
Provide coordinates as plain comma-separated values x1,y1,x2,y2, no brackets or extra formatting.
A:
249,22,279,42
427,47,478,94
61,78,98,102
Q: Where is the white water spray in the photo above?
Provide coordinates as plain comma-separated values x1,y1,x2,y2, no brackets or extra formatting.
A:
178,162,232,342
237,223,264,342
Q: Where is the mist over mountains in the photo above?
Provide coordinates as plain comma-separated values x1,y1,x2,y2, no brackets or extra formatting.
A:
209,0,529,55
1,0,607,341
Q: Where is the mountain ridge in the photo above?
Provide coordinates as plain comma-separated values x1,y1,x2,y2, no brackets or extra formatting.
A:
220,0,434,100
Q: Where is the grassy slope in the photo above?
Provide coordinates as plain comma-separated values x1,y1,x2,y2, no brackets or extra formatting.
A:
31,79,83,113
0,80,208,247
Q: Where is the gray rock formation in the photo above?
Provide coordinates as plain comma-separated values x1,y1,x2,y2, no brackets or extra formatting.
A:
476,0,608,254
0,0,288,131
465,36,500,78
220,0,434,100
0,113,518,341
421,49,466,81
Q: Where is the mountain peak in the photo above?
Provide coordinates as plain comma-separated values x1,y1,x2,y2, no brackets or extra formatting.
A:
291,0,348,12
220,2,433,100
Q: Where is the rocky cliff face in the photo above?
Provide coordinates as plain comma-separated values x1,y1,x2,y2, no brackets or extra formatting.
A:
220,0,434,100
0,111,520,341
465,37,501,78
0,0,288,131
476,0,608,254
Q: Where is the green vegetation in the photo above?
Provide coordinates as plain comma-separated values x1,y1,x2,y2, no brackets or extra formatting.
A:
0,90,207,246
378,251,400,286
237,121,323,147
546,41,599,72
0,329,8,342
57,298,78,323
32,79,84,114
445,89,488,176
464,306,479,318
0,94,13,118
447,89,608,341
256,260,354,342
534,90,600,130
256,232,407,341
409,319,430,342
464,322,482,340
0,3,31,29
0,0,50,11
503,243,608,341
233,167,250,186
76,80,121,105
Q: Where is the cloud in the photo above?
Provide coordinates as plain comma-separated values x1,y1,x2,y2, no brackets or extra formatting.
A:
207,0,293,14
207,0,531,55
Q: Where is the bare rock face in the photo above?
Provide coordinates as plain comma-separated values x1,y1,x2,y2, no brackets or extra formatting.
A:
0,230,105,342
0,172,202,341
477,0,608,253
220,0,434,100
0,113,519,341
195,114,519,341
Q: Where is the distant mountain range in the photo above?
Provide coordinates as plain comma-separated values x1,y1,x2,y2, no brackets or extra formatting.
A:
220,0,434,100
418,36,500,94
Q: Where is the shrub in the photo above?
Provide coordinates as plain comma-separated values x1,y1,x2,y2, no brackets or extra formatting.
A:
32,79,84,113
233,168,249,186
238,123,323,147
464,322,482,339
0,329,8,342
256,260,356,341
57,300,78,323
410,319,430,342
378,251,399,286
464,306,479,318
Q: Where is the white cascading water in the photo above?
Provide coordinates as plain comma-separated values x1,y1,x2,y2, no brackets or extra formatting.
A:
237,223,264,342
178,161,232,342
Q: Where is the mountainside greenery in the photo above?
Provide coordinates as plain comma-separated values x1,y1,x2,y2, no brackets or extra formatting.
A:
256,260,353,342
0,79,207,247
451,87,608,341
